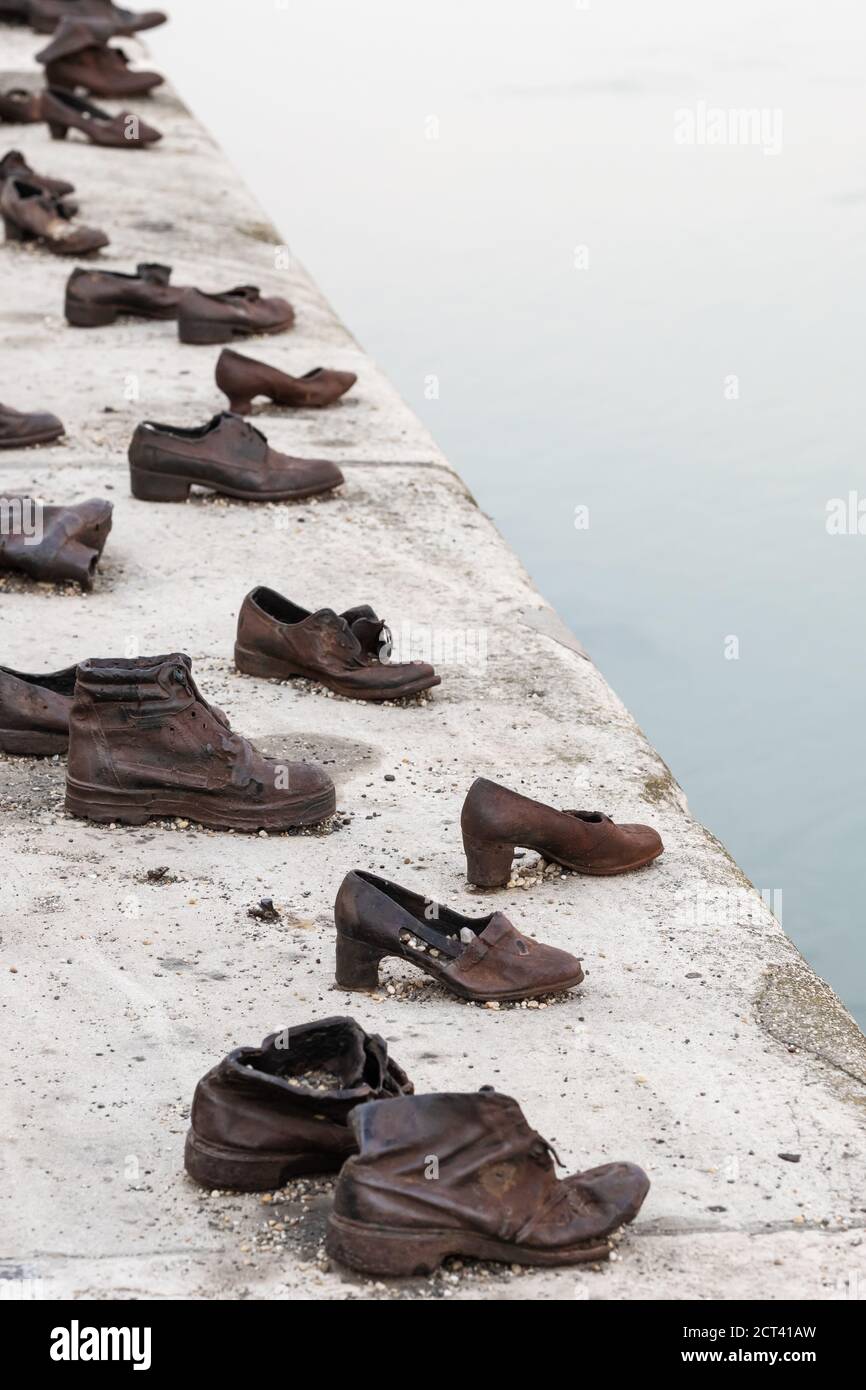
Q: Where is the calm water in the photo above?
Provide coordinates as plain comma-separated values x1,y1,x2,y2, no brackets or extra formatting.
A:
151,0,866,1025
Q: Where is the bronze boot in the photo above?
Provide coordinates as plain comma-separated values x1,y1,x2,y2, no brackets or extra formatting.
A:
36,18,164,97
185,1017,413,1191
327,1089,650,1275
65,654,336,830
461,776,664,887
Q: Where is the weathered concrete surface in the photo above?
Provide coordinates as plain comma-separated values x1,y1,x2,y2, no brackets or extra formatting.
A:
1,26,864,1301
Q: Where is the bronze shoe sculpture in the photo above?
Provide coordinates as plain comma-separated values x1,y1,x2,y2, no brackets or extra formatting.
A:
65,262,187,325
0,149,75,202
0,495,111,588
235,586,440,701
327,1089,650,1275
216,348,356,412
42,86,161,147
461,776,664,887
0,663,76,755
65,653,336,830
36,17,164,97
178,287,295,345
128,412,344,503
334,870,584,1003
0,176,107,254
0,400,64,448
185,1017,413,1191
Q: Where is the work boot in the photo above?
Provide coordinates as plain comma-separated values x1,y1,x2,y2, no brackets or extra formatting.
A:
36,18,164,97
461,776,664,887
185,1016,413,1191
65,654,336,830
0,495,111,587
0,663,76,755
327,1090,650,1275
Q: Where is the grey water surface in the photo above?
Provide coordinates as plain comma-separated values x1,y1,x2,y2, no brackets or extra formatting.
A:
152,0,866,1024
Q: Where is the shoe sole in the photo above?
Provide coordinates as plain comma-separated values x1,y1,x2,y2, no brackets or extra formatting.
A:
0,728,67,756
129,466,341,504
64,776,336,831
234,643,441,701
0,427,64,448
184,1130,342,1191
179,316,295,346
326,1212,612,1276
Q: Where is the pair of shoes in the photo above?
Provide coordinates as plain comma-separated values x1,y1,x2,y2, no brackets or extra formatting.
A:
1,175,107,253
27,0,166,36
0,398,65,447
42,86,161,146
184,1016,650,1274
65,264,293,340
0,495,111,588
36,17,163,97
235,586,440,701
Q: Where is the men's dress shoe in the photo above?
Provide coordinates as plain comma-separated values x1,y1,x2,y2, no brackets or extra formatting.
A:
42,87,161,147
461,776,664,887
185,1017,413,1191
65,654,336,830
65,262,185,326
28,0,167,35
0,401,65,448
36,18,164,97
0,496,112,588
0,88,43,122
0,149,75,202
0,177,107,254
216,348,356,413
327,1089,650,1275
178,287,295,345
235,587,440,702
128,412,344,503
334,870,584,1003
0,663,75,754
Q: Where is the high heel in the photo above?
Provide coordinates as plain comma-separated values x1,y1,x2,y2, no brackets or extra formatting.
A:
129,467,190,502
335,934,386,991
462,835,515,888
48,121,68,140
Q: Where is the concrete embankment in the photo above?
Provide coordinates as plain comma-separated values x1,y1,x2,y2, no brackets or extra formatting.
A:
1,25,865,1300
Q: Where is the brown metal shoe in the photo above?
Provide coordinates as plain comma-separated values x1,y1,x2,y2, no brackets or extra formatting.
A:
334,870,584,1003
216,348,356,413
42,87,161,147
36,18,164,97
0,664,76,755
0,401,65,448
29,0,167,35
178,287,295,346
65,654,336,830
0,150,75,203
184,1017,413,1192
0,495,112,588
461,776,664,887
128,412,344,503
235,587,440,702
327,1089,650,1276
0,89,43,123
0,177,108,254
65,262,186,326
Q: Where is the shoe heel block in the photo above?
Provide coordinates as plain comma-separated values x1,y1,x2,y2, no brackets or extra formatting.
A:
326,1213,457,1277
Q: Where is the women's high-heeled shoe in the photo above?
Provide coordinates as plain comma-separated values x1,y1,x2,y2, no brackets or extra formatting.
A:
42,87,161,147
0,178,108,255
461,776,664,887
215,348,357,413
0,149,75,203
334,870,584,1003
0,87,44,123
